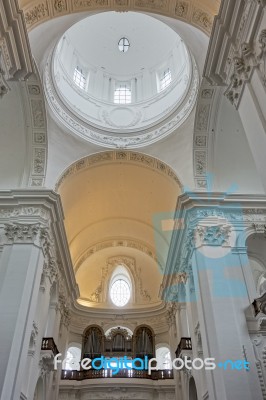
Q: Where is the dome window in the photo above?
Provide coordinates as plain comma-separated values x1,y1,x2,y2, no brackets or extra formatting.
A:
73,67,86,90
110,279,130,307
159,68,172,92
114,84,132,104
118,37,130,53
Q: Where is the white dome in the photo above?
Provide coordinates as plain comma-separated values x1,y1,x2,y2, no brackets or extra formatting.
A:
45,12,198,148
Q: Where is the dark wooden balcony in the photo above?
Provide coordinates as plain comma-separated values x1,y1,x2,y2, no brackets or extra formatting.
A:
41,337,59,357
61,368,174,380
175,337,192,358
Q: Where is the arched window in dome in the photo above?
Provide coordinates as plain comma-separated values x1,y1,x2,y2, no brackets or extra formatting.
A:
159,68,172,92
73,67,86,90
109,265,132,307
114,84,132,104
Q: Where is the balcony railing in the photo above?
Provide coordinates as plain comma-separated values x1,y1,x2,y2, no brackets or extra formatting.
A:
61,368,174,380
41,337,59,357
175,337,192,358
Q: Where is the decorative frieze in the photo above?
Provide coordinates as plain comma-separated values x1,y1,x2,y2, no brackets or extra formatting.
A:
24,2,49,28
175,1,189,18
0,68,10,98
257,29,266,85
0,206,48,219
194,135,207,147
73,0,109,9
22,0,215,35
56,150,182,191
192,8,213,34
194,151,207,176
195,104,210,131
26,76,48,187
54,0,68,13
135,0,168,11
33,148,46,175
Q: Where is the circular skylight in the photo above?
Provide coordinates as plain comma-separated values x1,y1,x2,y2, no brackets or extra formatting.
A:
110,279,130,307
118,37,130,53
46,12,198,148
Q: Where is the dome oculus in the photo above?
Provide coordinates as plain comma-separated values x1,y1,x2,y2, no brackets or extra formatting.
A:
118,37,130,52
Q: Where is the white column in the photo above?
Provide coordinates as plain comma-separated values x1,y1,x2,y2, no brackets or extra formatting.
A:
22,272,52,400
192,224,262,400
0,226,44,400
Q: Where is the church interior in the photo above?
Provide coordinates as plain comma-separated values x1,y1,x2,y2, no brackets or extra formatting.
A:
0,0,266,399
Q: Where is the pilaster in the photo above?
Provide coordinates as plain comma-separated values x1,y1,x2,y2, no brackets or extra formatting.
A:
0,190,78,400
162,192,266,400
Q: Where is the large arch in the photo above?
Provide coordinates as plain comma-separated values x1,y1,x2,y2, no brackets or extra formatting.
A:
56,150,182,309
19,0,220,35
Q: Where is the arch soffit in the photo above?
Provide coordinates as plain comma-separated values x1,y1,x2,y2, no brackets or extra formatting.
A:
20,0,219,36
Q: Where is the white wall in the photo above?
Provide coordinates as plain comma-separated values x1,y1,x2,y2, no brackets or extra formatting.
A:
0,82,28,188
212,95,264,193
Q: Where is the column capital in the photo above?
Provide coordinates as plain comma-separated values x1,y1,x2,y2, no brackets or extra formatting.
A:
162,193,266,292
3,222,42,245
203,0,265,108
0,190,79,302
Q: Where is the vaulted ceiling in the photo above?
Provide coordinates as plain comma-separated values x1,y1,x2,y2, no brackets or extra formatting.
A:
57,151,181,309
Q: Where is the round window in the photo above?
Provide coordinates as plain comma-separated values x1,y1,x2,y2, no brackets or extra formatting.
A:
118,37,130,53
110,279,130,307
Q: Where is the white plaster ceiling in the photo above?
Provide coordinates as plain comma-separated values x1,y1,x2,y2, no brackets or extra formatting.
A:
58,12,183,77
49,12,197,147
58,151,181,309
28,12,208,189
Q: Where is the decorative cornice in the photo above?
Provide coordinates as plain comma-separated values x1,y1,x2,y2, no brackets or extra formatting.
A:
55,150,182,191
21,0,217,35
0,0,34,81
